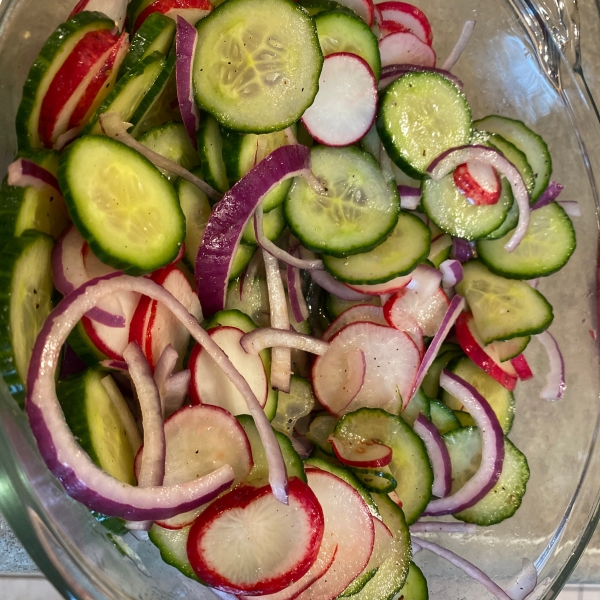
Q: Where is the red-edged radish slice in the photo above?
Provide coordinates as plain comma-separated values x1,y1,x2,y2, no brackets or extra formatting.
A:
129,265,201,370
336,349,367,414
330,435,393,468
375,1,433,45
378,31,436,68
187,478,324,595
453,161,501,206
378,19,411,37
69,0,128,30
189,326,269,414
312,322,420,415
335,0,374,25
322,305,387,342
364,517,394,571
511,354,534,380
133,0,213,31
295,468,375,600
455,312,518,390
302,53,377,148
345,274,412,296
134,404,252,529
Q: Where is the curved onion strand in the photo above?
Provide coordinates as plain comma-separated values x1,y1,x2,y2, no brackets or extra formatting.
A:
441,20,476,70
241,328,330,356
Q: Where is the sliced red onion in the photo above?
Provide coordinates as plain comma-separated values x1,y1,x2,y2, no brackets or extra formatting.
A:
263,249,292,393
439,259,464,288
241,328,330,356
99,112,222,202
526,278,540,289
7,158,61,192
557,200,581,217
429,146,529,252
412,537,511,600
452,237,474,262
27,273,287,516
413,414,452,498
379,64,463,90
441,20,476,70
100,359,128,371
504,558,538,600
162,370,190,418
531,181,563,209
399,185,421,210
123,342,165,531
153,344,179,417
175,16,200,150
423,369,505,515
281,430,312,459
287,252,310,324
410,294,465,398
240,250,263,301
409,521,477,534
535,330,566,400
196,144,311,316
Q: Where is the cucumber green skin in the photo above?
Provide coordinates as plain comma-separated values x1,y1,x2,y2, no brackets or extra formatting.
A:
483,199,519,241
119,12,176,78
420,342,462,399
351,468,398,493
15,11,115,149
325,294,381,319
340,569,379,597
229,244,257,280
298,0,357,16
148,524,202,583
398,562,429,600
400,387,431,427
67,321,108,367
487,133,535,198
197,115,230,194
203,309,257,333
429,399,461,436
453,410,476,427
0,231,54,407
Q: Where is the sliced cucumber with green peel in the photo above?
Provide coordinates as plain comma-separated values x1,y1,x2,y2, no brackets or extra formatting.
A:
444,426,530,525
306,414,337,455
16,11,115,149
271,375,315,436
453,410,476,427
456,260,554,343
149,524,201,582
493,336,530,361
422,175,514,240
119,12,176,78
0,149,69,241
334,408,433,524
0,231,54,406
193,0,323,132
477,202,576,279
323,211,430,284
285,146,399,257
352,468,398,494
59,135,185,274
226,276,270,327
474,115,551,201
421,343,463,398
57,370,136,484
67,321,108,366
325,294,381,319
429,399,461,436
204,309,257,333
378,72,472,179
197,115,229,194
401,387,431,427
483,198,519,241
397,562,428,600
241,205,286,245
298,0,357,16
229,244,258,280
315,11,381,80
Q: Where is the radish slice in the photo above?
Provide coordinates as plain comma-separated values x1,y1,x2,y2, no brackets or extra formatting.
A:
441,20,476,71
335,0,374,25
375,2,433,45
295,468,375,600
336,349,367,415
378,31,436,68
413,413,452,498
330,434,392,468
302,53,377,148
345,274,412,296
439,259,463,288
7,158,61,192
453,161,501,206
312,322,421,415
510,354,534,381
365,517,394,571
241,328,330,356
379,19,411,37
187,478,324,595
69,0,128,30
423,370,505,516
190,326,269,415
322,305,387,342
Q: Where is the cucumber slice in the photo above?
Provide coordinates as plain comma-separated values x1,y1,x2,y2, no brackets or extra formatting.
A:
443,356,515,434
271,375,315,436
483,199,519,241
119,12,176,78
16,11,115,149
474,115,551,202
226,276,270,327
57,369,136,484
477,202,576,279
352,468,398,494
422,174,514,240
421,343,463,398
334,408,433,524
456,260,554,343
0,231,54,406
0,149,69,241
444,426,530,525
378,72,472,179
429,399,461,436
193,0,323,133
325,294,381,319
285,146,399,257
493,336,530,361
138,122,200,182
306,414,337,455
401,387,431,427
197,115,229,194
315,11,381,80
398,562,429,599
323,211,430,284
453,410,476,427
59,135,185,274
67,321,108,367
148,524,201,582
241,205,286,245
204,308,257,333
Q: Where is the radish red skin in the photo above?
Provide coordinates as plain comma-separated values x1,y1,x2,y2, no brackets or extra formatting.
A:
376,1,433,45
134,0,213,31
330,437,393,468
453,162,501,206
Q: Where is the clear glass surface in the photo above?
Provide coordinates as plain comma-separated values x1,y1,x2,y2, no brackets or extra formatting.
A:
1,0,600,598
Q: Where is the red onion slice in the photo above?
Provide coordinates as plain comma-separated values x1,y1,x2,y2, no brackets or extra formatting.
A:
409,521,477,534
412,537,511,600
505,558,538,600
441,20,476,70
423,369,505,516
7,158,61,192
153,344,179,416
428,145,530,252
410,294,465,399
379,64,463,90
162,370,190,418
196,144,311,316
439,259,463,288
413,414,452,498
531,181,563,209
100,112,221,202
175,16,200,149
557,200,581,217
27,273,288,515
398,184,421,210
242,328,330,356
287,254,310,324
535,331,566,400
451,237,474,262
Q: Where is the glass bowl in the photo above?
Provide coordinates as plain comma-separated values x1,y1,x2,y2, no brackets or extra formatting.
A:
1,0,600,598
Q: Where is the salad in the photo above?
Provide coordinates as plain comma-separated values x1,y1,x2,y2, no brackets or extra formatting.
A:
1,0,579,598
